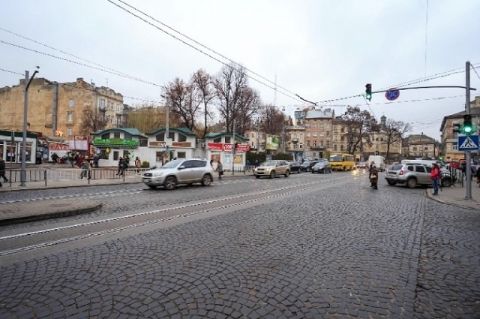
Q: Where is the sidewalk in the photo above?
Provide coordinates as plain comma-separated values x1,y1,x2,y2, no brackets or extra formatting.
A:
426,182,480,211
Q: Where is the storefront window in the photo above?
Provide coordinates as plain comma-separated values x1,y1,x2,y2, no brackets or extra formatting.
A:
124,133,132,140
178,134,187,142
169,132,175,141
113,151,119,161
225,136,231,143
156,133,165,141
102,133,110,139
214,137,221,143
114,132,121,139
139,138,148,146
6,142,16,162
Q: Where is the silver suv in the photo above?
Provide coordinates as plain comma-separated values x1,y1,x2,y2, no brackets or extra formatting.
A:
254,160,290,179
385,163,452,188
142,159,214,190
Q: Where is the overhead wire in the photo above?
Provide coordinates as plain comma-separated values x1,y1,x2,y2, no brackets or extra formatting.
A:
113,0,299,99
105,0,302,103
471,64,480,81
0,66,23,77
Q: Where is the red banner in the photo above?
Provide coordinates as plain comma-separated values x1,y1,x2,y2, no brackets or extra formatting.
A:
207,143,223,151
208,143,250,153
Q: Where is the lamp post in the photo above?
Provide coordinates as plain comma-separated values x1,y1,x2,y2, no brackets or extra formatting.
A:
20,67,39,186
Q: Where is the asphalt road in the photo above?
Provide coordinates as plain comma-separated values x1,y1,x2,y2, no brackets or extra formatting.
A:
0,171,479,318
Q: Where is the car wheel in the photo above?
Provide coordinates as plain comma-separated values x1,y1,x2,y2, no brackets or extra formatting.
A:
387,180,396,186
285,170,290,177
255,175,260,179
201,174,212,186
270,171,276,179
442,178,452,188
407,177,417,189
164,176,177,190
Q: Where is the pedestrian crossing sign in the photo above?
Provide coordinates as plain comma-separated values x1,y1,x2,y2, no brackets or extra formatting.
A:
458,134,479,151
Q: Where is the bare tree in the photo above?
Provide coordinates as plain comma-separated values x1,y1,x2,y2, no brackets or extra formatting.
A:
80,108,108,135
214,64,250,133
192,69,215,138
126,105,179,134
259,104,286,135
163,78,201,131
340,106,375,155
235,87,261,135
383,119,411,160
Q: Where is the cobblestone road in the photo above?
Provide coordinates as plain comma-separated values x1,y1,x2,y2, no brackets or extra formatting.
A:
0,173,479,318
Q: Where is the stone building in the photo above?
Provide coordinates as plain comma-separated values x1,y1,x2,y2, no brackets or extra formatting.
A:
403,134,439,159
0,77,126,139
244,129,266,153
439,96,480,161
300,108,335,159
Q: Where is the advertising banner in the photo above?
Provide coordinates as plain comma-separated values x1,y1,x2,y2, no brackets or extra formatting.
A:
266,135,280,150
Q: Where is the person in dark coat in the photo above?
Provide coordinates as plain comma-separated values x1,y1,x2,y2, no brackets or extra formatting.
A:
0,155,7,187
117,157,125,176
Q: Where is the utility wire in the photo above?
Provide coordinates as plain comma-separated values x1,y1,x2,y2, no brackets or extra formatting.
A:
0,66,23,76
113,0,299,98
0,39,162,88
105,0,302,103
471,64,480,81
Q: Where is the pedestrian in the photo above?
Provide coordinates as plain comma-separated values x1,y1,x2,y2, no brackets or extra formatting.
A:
93,154,100,168
135,156,141,173
476,166,480,187
0,155,8,183
117,157,125,176
80,158,91,179
430,163,441,195
216,160,224,180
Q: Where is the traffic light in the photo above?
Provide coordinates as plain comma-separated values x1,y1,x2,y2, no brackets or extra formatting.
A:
365,83,372,101
463,114,473,135
453,122,462,134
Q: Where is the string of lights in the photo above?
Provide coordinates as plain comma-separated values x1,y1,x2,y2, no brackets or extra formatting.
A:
113,0,299,99
105,0,303,103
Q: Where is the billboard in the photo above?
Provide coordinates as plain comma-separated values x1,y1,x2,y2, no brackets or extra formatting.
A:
265,135,280,150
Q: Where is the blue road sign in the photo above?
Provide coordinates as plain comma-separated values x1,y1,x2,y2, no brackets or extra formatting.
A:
385,88,400,101
458,134,479,151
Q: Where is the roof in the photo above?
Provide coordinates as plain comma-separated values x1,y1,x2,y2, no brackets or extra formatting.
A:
205,132,249,142
148,127,197,137
92,128,147,138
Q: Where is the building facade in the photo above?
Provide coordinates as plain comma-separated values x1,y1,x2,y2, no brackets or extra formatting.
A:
440,96,480,161
301,108,335,159
403,134,439,159
0,77,126,139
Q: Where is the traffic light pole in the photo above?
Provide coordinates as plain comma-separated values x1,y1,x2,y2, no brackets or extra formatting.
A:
465,61,472,200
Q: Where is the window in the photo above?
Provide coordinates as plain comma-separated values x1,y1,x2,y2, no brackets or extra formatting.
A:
169,132,175,141
214,137,221,143
340,145,344,151
182,160,195,168
415,166,426,173
67,111,73,123
177,152,186,159
407,165,414,171
156,133,165,141
139,138,148,147
69,99,75,108
194,160,206,167
334,144,337,151
178,134,187,142
156,152,164,162
67,128,73,136
113,132,121,139
101,133,109,139
225,136,231,143
413,146,417,151
99,98,105,109
113,151,119,161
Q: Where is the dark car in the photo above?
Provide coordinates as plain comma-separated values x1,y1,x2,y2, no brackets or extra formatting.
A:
300,160,319,172
289,161,302,174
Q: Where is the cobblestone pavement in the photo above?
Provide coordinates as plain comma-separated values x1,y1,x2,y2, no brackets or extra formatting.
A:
414,200,480,319
0,173,479,318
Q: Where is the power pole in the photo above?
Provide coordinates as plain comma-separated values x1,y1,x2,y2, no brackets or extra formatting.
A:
465,61,472,200
21,67,39,186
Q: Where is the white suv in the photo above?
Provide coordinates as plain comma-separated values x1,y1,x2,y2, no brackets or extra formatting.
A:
142,159,214,190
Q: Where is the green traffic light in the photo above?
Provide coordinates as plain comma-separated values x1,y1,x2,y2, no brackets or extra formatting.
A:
464,126,473,134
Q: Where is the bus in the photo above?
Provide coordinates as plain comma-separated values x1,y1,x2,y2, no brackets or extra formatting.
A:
329,153,356,171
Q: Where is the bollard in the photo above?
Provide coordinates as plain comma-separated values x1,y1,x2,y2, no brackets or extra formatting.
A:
44,169,47,187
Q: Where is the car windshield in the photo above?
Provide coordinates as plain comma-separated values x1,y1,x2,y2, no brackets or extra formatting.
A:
391,164,403,170
330,155,342,162
261,161,277,166
161,159,183,169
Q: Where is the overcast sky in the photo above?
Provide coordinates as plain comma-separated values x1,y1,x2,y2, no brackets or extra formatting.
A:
1,0,479,139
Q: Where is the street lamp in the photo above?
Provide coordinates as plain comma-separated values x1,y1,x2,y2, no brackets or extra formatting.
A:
20,66,39,186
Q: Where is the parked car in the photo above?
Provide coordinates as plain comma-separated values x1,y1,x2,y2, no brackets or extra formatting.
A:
311,160,332,174
300,160,319,172
142,158,214,190
385,162,452,188
254,160,290,178
289,161,302,174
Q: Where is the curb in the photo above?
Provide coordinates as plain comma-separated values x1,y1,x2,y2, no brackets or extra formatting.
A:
424,189,478,211
0,203,103,226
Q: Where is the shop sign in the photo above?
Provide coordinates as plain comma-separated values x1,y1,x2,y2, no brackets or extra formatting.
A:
93,138,138,149
208,143,250,153
172,142,192,148
49,143,70,151
207,142,223,151
149,141,167,148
